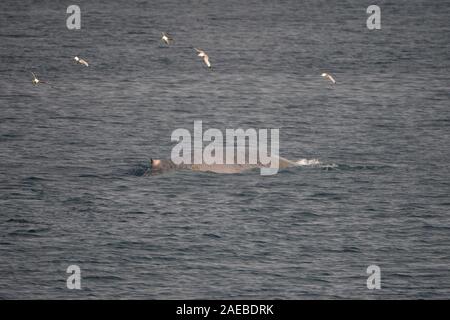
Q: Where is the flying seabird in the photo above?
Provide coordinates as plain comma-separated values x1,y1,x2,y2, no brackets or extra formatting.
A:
30,71,55,88
194,48,211,68
74,56,89,67
321,73,336,84
161,32,173,45
31,72,40,85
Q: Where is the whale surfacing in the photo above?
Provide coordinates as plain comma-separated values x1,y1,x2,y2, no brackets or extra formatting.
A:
146,156,296,176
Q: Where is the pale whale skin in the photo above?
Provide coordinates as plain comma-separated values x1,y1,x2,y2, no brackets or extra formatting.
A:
146,156,296,175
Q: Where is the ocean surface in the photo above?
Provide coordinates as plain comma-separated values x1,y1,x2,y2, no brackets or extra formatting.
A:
0,0,449,299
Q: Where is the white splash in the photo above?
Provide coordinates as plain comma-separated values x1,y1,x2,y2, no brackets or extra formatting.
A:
295,158,322,166
294,159,338,169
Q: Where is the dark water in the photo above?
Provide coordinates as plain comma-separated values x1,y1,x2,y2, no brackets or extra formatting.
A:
0,0,449,299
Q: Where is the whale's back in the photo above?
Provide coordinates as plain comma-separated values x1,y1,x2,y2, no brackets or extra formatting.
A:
148,148,296,174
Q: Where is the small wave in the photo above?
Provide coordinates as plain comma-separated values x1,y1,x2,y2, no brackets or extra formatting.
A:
203,233,222,239
333,164,393,171
6,218,31,223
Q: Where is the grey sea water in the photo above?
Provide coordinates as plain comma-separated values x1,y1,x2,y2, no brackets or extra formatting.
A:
0,0,449,299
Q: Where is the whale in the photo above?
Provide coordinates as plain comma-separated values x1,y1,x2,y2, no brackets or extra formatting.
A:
146,156,297,175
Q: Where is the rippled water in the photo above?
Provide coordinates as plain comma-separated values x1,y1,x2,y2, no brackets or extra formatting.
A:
0,0,449,299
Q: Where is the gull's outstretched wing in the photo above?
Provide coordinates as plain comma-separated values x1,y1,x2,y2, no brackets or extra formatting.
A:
329,75,336,84
204,55,211,68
